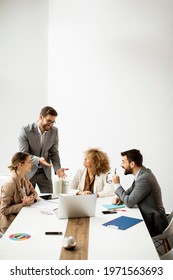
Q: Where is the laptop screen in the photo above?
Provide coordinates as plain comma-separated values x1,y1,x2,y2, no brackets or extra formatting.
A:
58,194,97,219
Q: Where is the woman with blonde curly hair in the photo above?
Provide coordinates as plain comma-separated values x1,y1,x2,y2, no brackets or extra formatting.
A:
70,148,114,197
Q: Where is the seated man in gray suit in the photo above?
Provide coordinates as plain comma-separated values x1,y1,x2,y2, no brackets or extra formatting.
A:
112,149,168,237
18,106,68,193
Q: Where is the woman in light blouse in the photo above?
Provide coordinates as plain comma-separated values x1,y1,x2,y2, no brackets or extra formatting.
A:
70,148,114,197
0,152,38,234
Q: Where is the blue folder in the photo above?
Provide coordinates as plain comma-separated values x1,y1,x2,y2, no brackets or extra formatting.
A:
102,216,143,230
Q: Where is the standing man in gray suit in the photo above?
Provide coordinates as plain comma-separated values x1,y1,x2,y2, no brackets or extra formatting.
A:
112,149,168,237
18,106,68,193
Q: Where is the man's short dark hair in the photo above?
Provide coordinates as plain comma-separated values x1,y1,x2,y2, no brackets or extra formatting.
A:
40,106,58,117
121,149,143,167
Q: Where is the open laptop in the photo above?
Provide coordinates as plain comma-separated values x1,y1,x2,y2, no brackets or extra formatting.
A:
58,194,97,219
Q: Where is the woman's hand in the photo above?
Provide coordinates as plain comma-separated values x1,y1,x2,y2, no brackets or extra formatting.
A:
22,195,35,206
77,191,92,195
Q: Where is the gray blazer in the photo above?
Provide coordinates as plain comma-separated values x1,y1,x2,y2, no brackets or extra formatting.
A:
18,122,61,180
115,166,168,236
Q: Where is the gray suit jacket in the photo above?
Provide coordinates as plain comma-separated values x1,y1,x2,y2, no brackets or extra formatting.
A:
18,122,61,180
115,166,168,236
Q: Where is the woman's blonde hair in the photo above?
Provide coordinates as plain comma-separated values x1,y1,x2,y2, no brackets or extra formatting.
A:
84,148,110,175
8,152,30,171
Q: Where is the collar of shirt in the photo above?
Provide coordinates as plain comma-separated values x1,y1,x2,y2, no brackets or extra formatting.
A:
37,123,47,149
134,168,142,181
37,123,47,136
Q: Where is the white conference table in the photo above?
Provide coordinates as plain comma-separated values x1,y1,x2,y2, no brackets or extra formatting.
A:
0,196,159,260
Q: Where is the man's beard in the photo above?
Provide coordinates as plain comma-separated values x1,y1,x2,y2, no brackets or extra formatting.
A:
42,124,51,131
124,167,133,175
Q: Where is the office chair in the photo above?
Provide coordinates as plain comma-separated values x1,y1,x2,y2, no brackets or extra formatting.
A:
152,215,173,254
160,247,173,260
167,210,173,224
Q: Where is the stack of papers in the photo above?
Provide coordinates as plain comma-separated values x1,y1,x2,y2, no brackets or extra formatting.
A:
31,199,58,211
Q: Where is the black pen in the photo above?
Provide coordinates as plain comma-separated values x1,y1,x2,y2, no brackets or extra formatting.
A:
45,232,63,235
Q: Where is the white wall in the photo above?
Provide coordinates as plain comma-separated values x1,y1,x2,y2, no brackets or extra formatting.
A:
0,0,48,173
0,0,172,211
48,0,173,211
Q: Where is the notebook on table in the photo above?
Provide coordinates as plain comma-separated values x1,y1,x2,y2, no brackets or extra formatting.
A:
58,194,97,219
102,204,125,210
